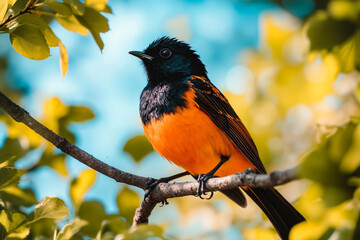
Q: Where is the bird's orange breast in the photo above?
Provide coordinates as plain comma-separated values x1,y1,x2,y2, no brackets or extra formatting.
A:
143,88,254,176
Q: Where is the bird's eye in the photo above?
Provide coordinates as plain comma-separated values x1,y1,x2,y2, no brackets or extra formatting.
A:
159,48,172,58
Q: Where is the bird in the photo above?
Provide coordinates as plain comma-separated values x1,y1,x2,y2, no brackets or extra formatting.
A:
129,36,305,240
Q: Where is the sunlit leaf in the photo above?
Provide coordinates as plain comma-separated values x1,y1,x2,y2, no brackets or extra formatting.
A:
243,227,277,240
336,30,360,72
64,0,85,15
290,221,327,240
9,24,50,60
116,186,140,224
15,14,59,47
0,186,37,206
123,135,154,163
78,200,107,237
59,41,68,78
0,210,28,238
56,218,87,240
329,0,358,21
30,196,70,223
85,0,108,11
0,166,19,189
70,169,97,210
56,15,88,35
45,0,73,17
0,0,8,23
75,6,109,50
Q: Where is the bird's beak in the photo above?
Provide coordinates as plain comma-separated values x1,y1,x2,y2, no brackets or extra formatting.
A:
129,51,153,61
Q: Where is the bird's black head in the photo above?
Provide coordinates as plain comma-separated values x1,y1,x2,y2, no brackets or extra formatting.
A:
129,37,207,84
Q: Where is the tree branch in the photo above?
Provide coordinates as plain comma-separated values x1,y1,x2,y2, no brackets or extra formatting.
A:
132,167,298,226
0,91,301,229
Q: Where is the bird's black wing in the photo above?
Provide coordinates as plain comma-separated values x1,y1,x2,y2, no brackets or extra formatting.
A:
189,75,266,174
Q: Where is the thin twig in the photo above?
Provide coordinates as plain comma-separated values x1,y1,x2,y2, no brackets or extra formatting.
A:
0,0,38,28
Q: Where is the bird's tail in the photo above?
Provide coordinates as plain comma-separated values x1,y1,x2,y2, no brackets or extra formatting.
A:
241,187,305,240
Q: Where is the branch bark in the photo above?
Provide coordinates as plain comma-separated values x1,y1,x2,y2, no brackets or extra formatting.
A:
0,91,301,229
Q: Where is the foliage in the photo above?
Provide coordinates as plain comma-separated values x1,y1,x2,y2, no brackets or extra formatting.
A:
0,0,360,239
0,0,110,77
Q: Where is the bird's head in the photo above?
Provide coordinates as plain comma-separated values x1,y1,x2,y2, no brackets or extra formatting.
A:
129,36,207,84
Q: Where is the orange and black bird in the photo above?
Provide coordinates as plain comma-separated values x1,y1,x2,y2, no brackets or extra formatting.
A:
129,37,305,240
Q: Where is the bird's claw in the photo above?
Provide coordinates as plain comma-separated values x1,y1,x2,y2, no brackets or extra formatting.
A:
144,177,161,199
196,174,214,200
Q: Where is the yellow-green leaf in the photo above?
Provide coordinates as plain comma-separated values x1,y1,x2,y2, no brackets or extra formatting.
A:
15,14,60,47
56,15,88,35
123,135,154,163
59,41,68,78
0,166,19,189
64,0,85,15
0,210,28,238
56,218,87,240
0,0,8,23
85,0,108,11
78,201,106,237
0,186,37,206
70,169,97,210
31,196,70,223
75,7,109,50
45,0,72,17
116,186,140,224
9,24,50,60
66,106,95,122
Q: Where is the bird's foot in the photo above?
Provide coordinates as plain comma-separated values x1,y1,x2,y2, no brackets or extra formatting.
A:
144,177,168,199
196,174,214,200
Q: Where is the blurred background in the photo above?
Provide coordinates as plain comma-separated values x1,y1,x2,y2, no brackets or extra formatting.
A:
1,0,360,239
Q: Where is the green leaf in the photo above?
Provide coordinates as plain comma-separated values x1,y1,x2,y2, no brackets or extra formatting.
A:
30,196,70,223
122,225,166,240
0,0,8,23
56,218,87,240
123,135,154,163
0,138,29,164
75,7,109,50
38,152,68,177
9,24,50,60
64,0,85,15
307,12,357,51
300,120,359,206
29,219,56,239
66,106,95,122
0,186,37,206
70,169,97,210
336,30,360,72
56,15,88,35
0,154,16,164
0,166,19,189
0,210,29,238
78,201,107,237
116,186,140,224
96,218,128,240
45,0,73,17
15,14,60,47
